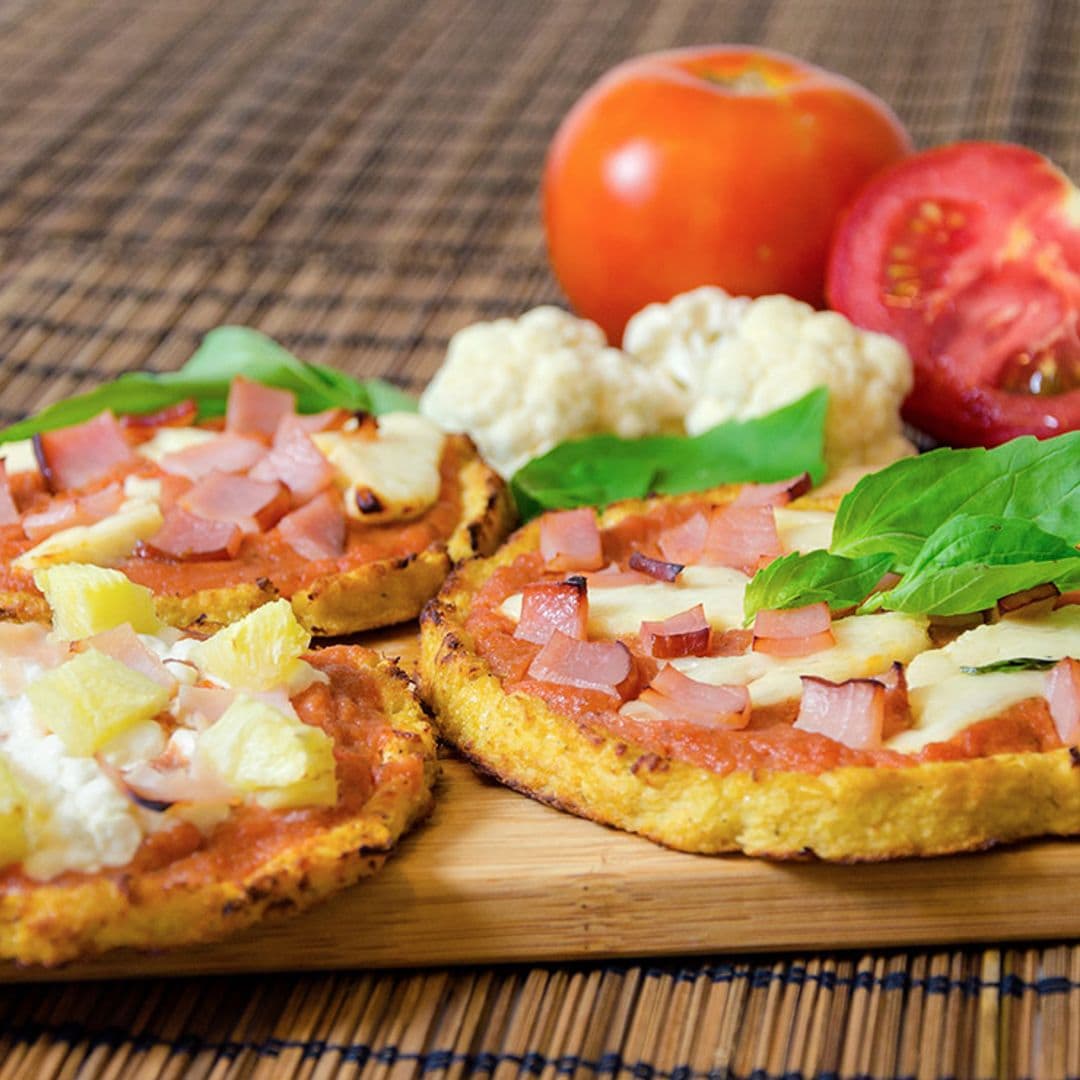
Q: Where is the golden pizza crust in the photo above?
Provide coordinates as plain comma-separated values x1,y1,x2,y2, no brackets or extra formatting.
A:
419,489,1080,862
0,435,515,637
0,647,437,966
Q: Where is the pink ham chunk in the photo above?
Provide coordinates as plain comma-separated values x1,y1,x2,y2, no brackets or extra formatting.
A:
176,684,237,727
1046,657,1080,743
0,622,68,695
157,433,267,482
84,624,176,692
752,602,835,657
793,676,885,750
277,491,347,560
34,411,136,492
658,512,708,565
527,631,633,699
628,551,683,582
249,414,335,501
293,408,349,434
730,473,812,508
143,506,243,561
514,578,588,645
0,462,18,526
641,665,750,728
640,604,711,659
180,471,289,534
539,508,604,572
225,376,296,440
23,483,126,541
702,503,783,575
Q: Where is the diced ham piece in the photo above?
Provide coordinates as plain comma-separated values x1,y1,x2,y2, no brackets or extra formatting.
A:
731,473,812,508
157,432,267,481
584,564,654,589
539,508,604,572
998,584,1059,615
293,408,349,434
143,506,243,561
120,399,198,431
249,414,335,501
1046,657,1080,743
711,628,753,656
702,503,783,575
120,759,234,806
33,411,136,493
628,551,683,583
642,665,750,729
180,471,288,534
176,684,236,728
527,631,633,699
793,676,885,750
277,491,347,560
640,604,711,659
1056,590,1080,609
658,513,708,565
0,622,68,695
22,483,126,541
0,462,18,526
84,624,176,692
225,376,296,440
514,578,588,645
753,602,835,657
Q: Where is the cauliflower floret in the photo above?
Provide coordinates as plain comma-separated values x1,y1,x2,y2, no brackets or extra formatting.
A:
419,306,685,477
625,287,916,471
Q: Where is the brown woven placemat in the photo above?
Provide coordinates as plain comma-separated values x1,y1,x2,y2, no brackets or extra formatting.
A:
0,0,1078,1076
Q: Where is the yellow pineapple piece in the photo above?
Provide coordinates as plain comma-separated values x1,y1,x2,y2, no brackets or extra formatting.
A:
28,649,171,757
34,564,161,640
189,599,310,691
0,754,28,869
195,696,337,809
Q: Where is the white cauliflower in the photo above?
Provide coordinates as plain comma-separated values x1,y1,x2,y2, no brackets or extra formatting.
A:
624,287,915,471
419,306,685,477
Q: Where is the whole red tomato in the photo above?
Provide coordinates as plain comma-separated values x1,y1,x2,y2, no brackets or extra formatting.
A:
827,142,1080,446
543,47,912,344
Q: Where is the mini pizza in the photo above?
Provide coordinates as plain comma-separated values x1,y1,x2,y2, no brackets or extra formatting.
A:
0,565,437,966
0,378,513,635
420,482,1080,861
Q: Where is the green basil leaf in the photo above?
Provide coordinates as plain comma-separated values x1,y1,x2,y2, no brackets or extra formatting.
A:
510,388,828,520
961,657,1059,675
868,514,1080,616
743,550,893,623
831,433,1080,567
0,326,416,442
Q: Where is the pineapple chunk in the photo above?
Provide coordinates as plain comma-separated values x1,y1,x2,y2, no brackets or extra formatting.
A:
13,499,163,572
34,564,161,639
0,754,28,869
28,649,171,757
189,599,310,691
195,696,337,809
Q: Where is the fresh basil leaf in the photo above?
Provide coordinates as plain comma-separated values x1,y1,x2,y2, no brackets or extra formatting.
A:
961,657,1058,675
510,388,828,519
831,433,1080,567
0,326,416,442
866,514,1080,616
743,550,893,623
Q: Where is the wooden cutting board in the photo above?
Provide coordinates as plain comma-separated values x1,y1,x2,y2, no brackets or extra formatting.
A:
5,625,1080,982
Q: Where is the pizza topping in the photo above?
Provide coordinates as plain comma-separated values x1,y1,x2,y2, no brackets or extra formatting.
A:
155,431,267,481
793,676,885,750
225,376,296,440
277,491,347,561
998,583,1060,616
33,411,137,493
180,471,289,534
120,399,199,431
143,506,244,562
82,625,177,692
0,462,19,527
702,503,783,575
640,604,711,658
658,512,708,564
175,684,237,727
628,551,684,582
514,578,589,645
752,602,835,657
731,473,812,508
527,631,634,699
539,507,605,572
641,665,750,729
1046,657,1080,743
0,623,67,696
23,483,126,542
249,415,335,501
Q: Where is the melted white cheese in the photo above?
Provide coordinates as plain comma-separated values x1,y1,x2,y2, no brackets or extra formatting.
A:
774,508,835,554
0,439,39,475
136,426,216,462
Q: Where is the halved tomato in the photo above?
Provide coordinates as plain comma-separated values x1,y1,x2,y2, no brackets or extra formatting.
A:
827,142,1080,446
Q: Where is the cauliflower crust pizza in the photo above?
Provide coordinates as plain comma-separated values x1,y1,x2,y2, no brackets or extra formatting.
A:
420,484,1080,861
0,573,437,966
0,377,513,636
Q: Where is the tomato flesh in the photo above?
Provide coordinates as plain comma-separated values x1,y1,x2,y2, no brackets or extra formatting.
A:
827,142,1080,445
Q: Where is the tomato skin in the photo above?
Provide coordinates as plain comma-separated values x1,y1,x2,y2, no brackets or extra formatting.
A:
827,142,1080,446
543,47,912,344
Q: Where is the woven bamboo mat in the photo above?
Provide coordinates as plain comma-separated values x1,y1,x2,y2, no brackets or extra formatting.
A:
0,0,1079,1075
